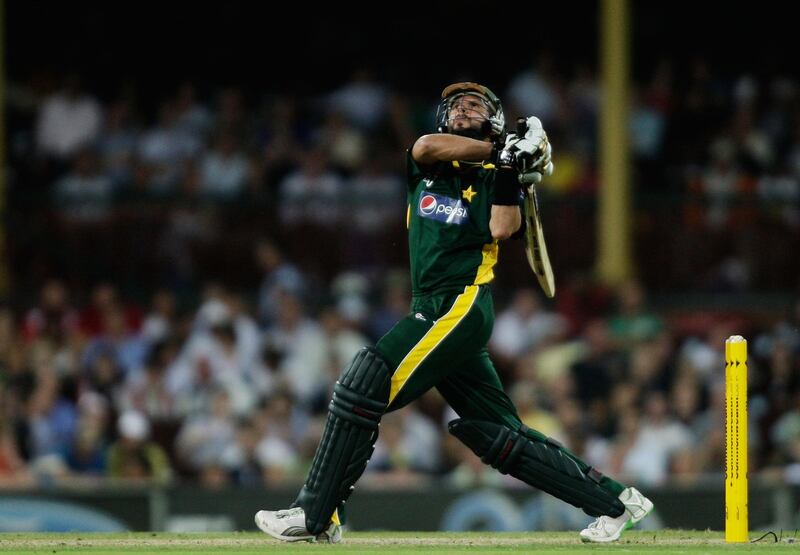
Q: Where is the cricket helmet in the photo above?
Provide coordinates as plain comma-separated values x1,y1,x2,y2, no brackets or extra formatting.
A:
436,82,506,139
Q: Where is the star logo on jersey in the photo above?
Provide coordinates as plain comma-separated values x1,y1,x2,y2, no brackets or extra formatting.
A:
462,185,477,202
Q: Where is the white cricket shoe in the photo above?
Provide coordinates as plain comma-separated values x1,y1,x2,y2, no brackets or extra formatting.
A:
579,487,654,543
255,507,342,544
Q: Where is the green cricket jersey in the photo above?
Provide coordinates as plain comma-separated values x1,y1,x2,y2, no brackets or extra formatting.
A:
406,150,500,296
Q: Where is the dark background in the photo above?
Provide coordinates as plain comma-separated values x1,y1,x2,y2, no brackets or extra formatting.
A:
8,2,796,99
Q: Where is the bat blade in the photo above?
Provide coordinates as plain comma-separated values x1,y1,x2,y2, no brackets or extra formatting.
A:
523,184,556,298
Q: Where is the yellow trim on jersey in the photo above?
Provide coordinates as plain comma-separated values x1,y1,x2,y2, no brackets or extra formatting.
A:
406,204,411,229
331,509,341,526
453,160,495,170
474,241,499,285
388,285,480,404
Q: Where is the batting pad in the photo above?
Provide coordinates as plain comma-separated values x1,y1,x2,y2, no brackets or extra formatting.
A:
449,419,625,518
295,348,391,534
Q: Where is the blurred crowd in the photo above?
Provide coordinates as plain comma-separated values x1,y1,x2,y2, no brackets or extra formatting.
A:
2,259,800,491
13,58,800,208
6,56,800,293
2,57,800,490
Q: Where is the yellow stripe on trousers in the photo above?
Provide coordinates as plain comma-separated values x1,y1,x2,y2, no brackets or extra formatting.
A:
388,285,480,404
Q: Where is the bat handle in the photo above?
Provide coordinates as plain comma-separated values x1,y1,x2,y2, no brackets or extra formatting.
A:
516,117,528,136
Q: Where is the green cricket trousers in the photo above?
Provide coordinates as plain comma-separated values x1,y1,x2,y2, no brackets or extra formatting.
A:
375,283,625,496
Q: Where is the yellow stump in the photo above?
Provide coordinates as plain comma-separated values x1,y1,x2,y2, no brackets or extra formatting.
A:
725,335,748,543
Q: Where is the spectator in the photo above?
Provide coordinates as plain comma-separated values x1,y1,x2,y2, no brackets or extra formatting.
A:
771,391,800,466
348,155,404,233
570,319,626,405
756,164,800,228
327,69,389,131
315,111,367,174
22,280,79,343
222,418,263,486
617,391,693,486
700,140,743,229
330,272,371,330
630,88,666,162
53,150,115,223
199,132,251,199
138,102,202,193
491,288,567,360
506,54,561,127
119,340,179,422
83,353,124,407
82,306,149,379
174,82,212,138
253,392,302,486
0,387,34,488
78,283,142,338
140,289,179,345
258,97,303,187
367,409,441,475
36,75,101,159
174,389,237,482
26,372,77,462
106,410,171,483
318,305,369,380
63,392,109,475
262,293,328,408
366,271,410,342
254,238,306,327
97,100,138,188
277,148,344,226
606,281,663,350
167,298,267,417
691,379,727,472
511,381,564,441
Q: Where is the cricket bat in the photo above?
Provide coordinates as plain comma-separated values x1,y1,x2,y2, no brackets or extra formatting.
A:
517,117,556,298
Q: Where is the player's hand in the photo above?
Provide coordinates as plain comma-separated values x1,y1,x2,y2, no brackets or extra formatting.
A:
516,116,554,184
496,133,521,169
498,132,541,170
518,141,554,184
498,132,554,182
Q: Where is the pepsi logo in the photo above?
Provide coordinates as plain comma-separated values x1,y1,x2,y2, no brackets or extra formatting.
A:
416,192,470,225
419,195,437,215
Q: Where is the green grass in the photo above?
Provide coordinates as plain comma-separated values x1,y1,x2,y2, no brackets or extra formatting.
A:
0,530,796,554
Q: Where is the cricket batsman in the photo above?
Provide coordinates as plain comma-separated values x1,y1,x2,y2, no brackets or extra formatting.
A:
255,82,653,543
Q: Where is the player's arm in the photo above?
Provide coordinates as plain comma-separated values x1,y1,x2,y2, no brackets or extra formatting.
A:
490,204,521,240
411,134,493,165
